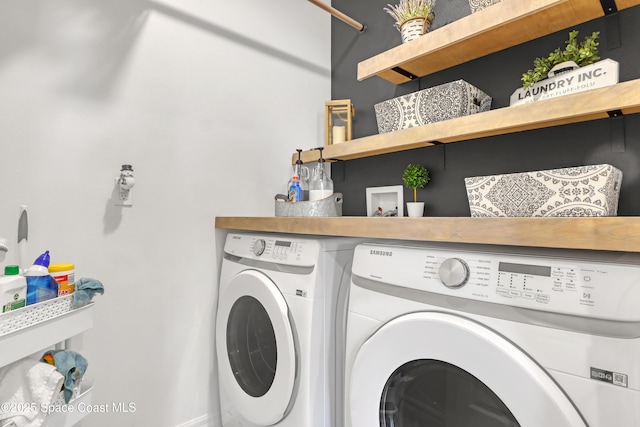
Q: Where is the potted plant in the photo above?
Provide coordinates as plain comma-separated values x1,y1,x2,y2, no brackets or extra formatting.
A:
384,0,437,44
521,30,600,89
402,163,430,217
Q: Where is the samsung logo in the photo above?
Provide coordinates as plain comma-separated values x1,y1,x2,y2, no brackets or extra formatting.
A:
370,250,393,257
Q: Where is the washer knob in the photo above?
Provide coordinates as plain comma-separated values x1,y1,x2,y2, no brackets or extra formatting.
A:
438,258,470,288
252,239,266,256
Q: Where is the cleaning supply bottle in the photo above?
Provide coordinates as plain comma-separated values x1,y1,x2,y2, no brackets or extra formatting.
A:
288,175,303,202
309,147,334,201
0,265,27,312
25,250,58,305
287,149,309,201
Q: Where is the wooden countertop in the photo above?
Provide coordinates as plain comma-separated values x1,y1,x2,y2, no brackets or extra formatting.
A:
215,216,640,252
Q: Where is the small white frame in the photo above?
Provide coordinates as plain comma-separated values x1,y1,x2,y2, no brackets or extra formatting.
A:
366,185,403,217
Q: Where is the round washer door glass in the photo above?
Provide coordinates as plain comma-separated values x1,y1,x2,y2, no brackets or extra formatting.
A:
216,270,296,425
349,312,587,427
381,359,518,426
227,295,277,398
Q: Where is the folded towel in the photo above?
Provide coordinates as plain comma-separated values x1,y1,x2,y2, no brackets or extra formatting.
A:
71,278,104,308
0,358,64,427
40,351,88,404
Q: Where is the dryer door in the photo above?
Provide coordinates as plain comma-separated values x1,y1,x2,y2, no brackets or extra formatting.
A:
349,312,587,427
216,270,296,425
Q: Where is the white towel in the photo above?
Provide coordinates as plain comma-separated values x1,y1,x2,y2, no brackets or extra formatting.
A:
0,358,64,427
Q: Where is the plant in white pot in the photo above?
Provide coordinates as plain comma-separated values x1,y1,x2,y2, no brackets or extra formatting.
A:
402,163,430,217
521,30,600,89
384,0,436,44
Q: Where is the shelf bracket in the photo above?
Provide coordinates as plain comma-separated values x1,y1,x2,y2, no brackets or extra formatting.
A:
391,67,418,81
608,110,625,153
600,0,621,49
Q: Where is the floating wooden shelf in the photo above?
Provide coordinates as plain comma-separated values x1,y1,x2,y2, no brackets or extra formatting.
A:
215,216,640,253
295,79,640,163
358,0,640,84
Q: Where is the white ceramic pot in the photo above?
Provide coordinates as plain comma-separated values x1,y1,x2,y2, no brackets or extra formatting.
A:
399,17,432,43
406,202,425,217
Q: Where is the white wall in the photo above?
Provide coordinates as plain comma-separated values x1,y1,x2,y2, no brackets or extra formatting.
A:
0,0,330,426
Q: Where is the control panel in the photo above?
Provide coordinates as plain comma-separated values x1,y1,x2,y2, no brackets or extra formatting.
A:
224,233,319,267
354,243,640,322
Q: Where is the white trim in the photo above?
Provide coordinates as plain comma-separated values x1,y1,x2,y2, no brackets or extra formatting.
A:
175,414,212,427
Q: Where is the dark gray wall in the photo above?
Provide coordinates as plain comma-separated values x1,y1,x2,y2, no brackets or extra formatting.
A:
330,1,640,217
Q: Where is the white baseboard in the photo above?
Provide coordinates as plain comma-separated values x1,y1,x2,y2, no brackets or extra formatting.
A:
176,414,217,427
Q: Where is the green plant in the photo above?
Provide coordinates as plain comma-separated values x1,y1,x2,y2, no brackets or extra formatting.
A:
521,30,600,89
402,164,430,202
384,0,436,29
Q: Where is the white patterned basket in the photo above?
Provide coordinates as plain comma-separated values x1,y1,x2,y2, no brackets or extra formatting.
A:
0,295,73,336
465,164,622,217
469,0,502,13
51,379,81,406
374,79,492,134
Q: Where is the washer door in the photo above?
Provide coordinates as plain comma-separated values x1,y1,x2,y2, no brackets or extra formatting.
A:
350,312,586,427
216,270,296,425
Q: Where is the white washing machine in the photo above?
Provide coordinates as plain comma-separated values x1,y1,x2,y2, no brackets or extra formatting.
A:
345,241,640,427
216,233,361,427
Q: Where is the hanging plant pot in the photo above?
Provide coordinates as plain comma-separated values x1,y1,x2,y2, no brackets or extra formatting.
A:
399,16,432,43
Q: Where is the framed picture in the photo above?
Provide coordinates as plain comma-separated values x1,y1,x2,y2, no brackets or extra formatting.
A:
366,185,403,217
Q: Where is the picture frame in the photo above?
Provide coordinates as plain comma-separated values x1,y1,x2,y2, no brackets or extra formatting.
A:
366,185,403,217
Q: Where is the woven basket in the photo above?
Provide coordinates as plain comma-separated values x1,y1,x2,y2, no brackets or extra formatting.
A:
0,295,73,336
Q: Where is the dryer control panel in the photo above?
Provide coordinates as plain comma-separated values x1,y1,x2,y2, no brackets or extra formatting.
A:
353,243,640,322
224,233,319,267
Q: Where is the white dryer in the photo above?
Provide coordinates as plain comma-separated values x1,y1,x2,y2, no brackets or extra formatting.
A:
345,241,640,427
216,233,360,427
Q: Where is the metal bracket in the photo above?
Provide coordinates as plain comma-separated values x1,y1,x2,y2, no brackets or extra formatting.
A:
600,0,621,49
391,67,418,81
608,110,625,153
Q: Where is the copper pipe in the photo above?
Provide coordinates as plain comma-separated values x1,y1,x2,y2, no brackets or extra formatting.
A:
307,0,366,33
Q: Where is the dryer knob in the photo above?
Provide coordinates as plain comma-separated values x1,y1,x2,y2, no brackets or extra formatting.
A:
252,239,266,256
438,258,470,288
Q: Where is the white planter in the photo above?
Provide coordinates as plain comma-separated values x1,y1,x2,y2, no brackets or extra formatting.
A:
510,59,619,106
406,202,425,217
399,17,432,43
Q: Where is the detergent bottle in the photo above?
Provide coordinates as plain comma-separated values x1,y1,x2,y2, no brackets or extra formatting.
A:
25,251,58,305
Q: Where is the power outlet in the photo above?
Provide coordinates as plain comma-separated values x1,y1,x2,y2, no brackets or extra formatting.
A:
114,178,133,207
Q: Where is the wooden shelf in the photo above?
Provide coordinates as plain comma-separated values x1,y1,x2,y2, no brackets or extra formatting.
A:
295,79,640,163
358,0,640,84
215,216,640,253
